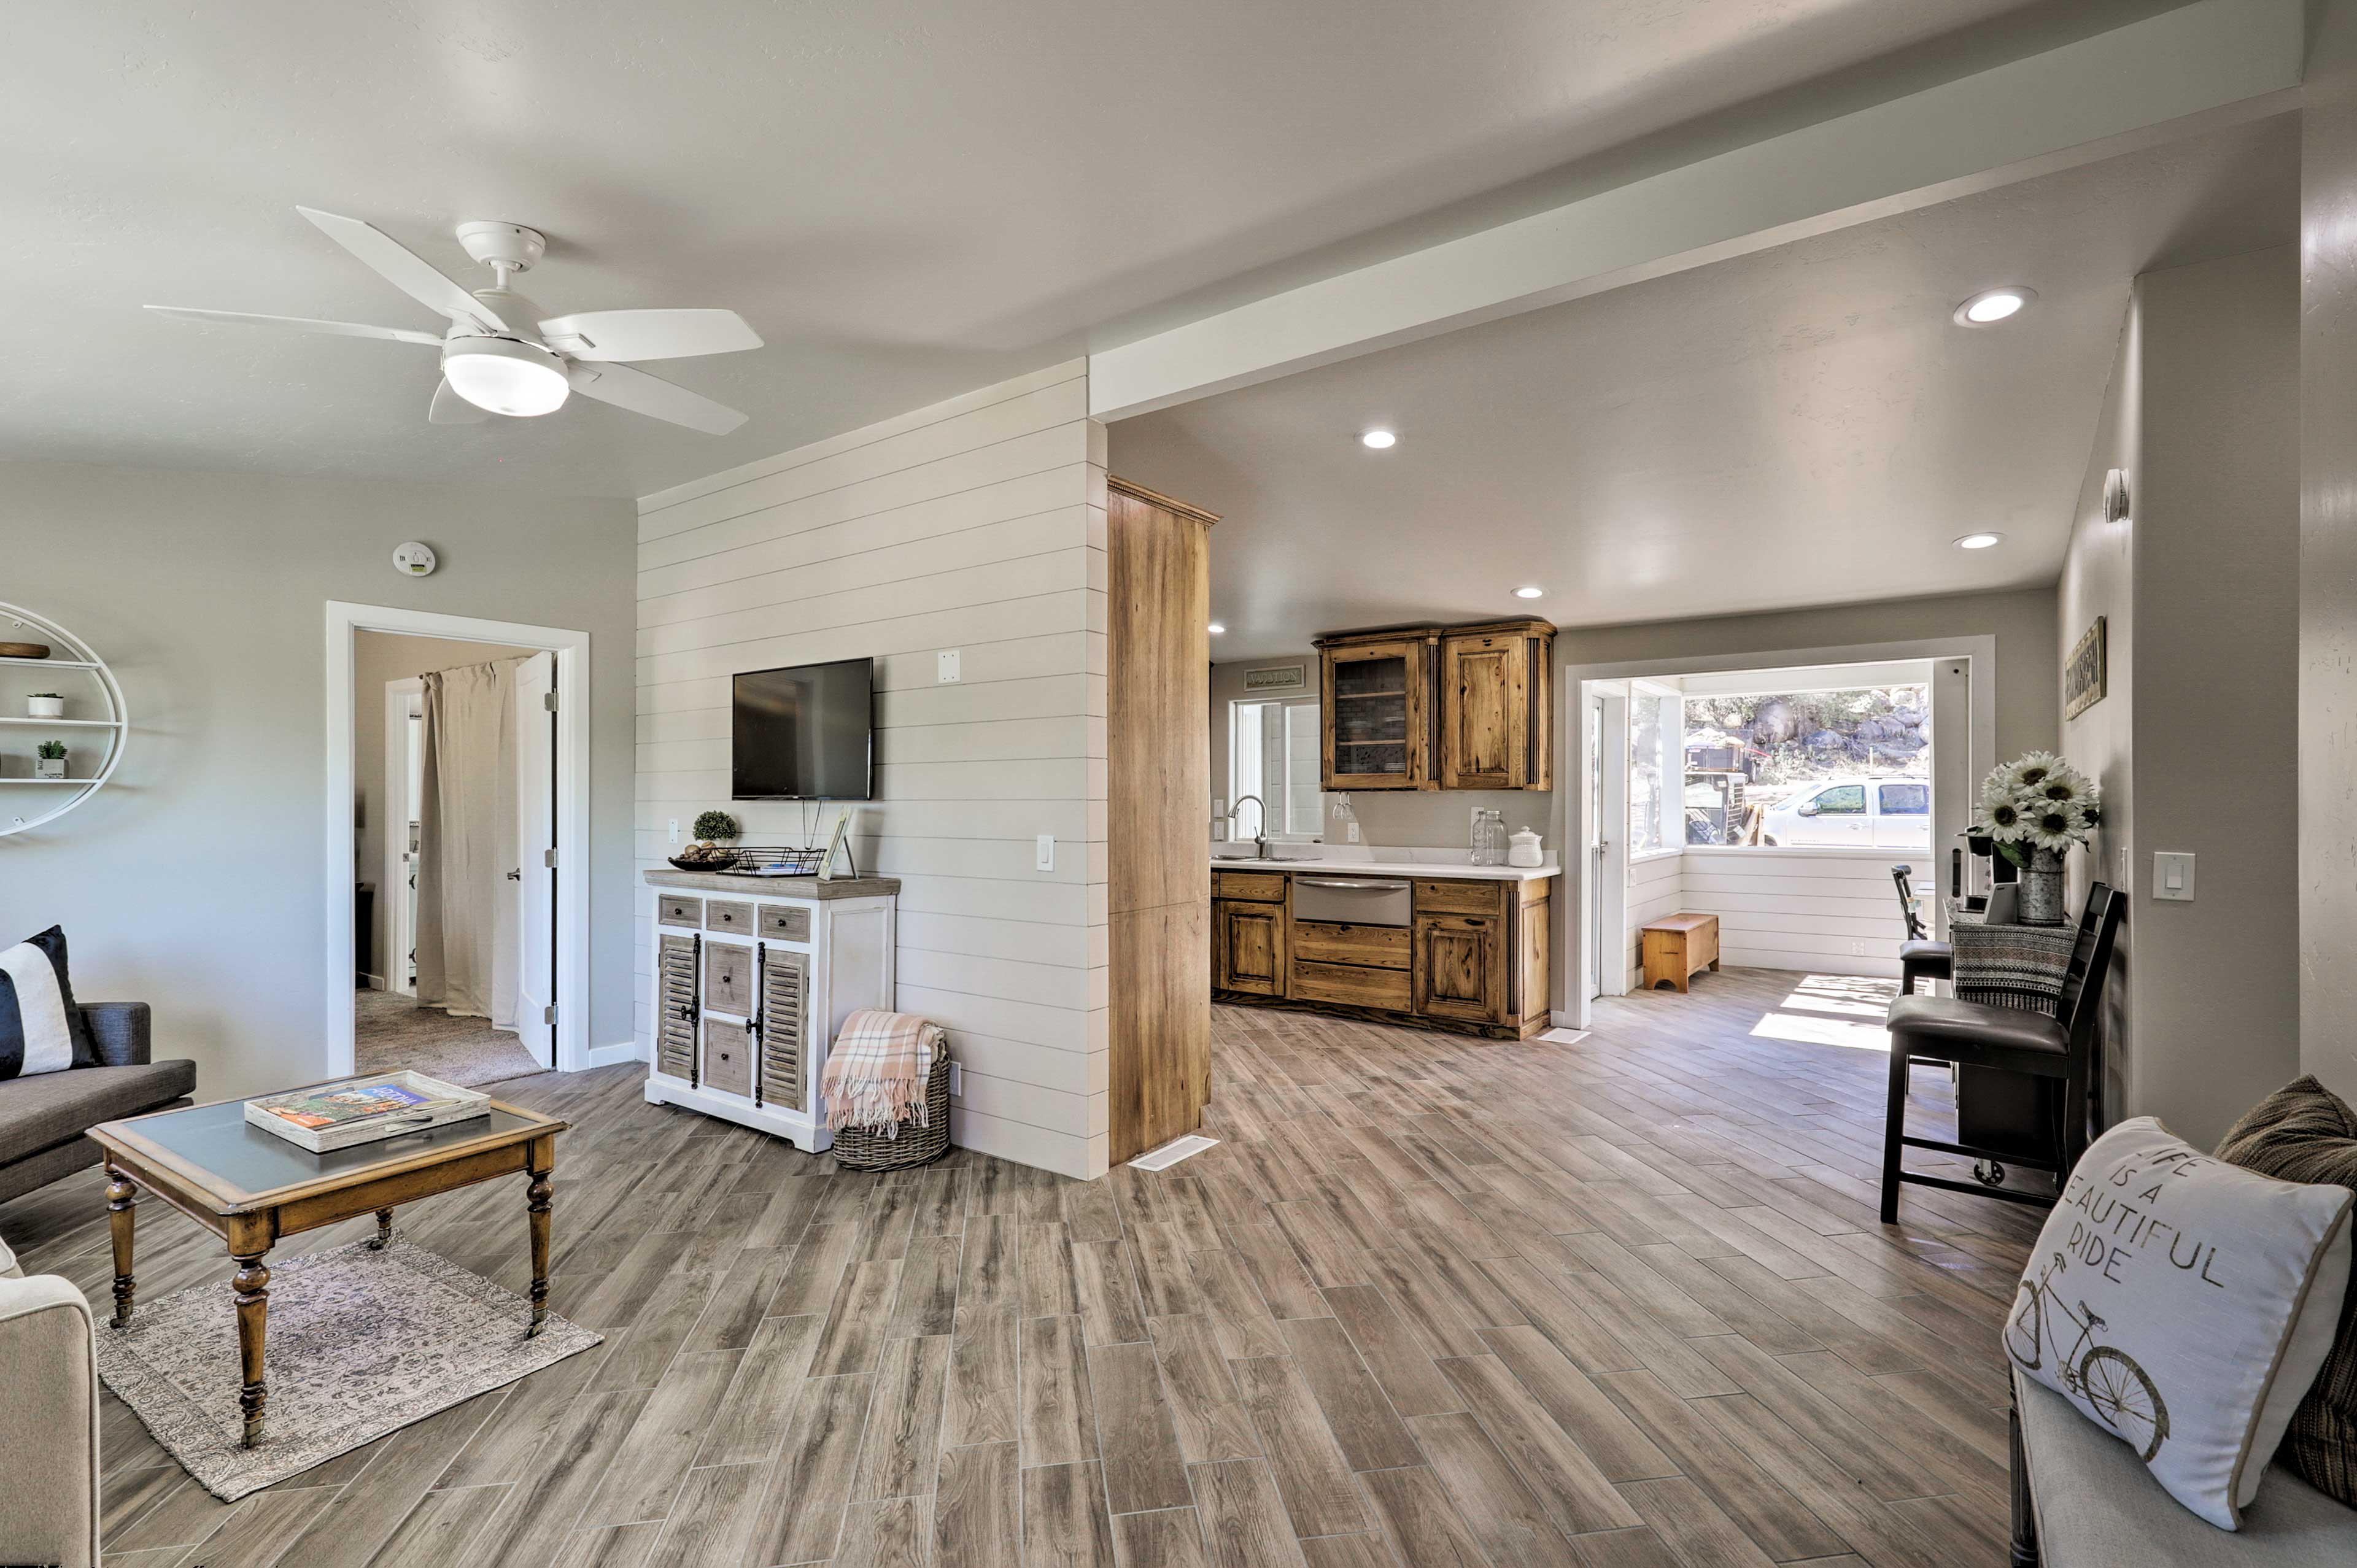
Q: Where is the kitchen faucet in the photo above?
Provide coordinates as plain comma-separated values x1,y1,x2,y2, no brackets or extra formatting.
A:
1227,794,1268,858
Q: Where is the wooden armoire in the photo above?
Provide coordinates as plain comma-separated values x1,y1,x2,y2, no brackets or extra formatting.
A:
1105,476,1215,1165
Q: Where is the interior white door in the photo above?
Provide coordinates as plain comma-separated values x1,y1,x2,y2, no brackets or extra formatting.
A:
515,651,556,1068
384,681,424,996
1587,692,1607,1001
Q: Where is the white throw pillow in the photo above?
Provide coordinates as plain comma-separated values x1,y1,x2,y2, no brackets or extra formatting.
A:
2005,1117,2353,1529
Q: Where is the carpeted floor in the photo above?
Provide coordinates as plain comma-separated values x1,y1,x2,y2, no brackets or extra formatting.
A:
353,988,548,1088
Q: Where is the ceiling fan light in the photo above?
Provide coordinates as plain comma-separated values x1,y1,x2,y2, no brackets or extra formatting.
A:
441,337,570,417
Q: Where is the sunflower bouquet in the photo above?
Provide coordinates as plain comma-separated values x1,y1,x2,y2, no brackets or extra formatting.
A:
1977,751,2102,870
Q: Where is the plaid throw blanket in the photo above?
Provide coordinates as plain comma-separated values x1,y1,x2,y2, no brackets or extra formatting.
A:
822,1009,944,1135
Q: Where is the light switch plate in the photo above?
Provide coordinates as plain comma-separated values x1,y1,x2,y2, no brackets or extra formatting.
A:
2153,851,2196,901
668,819,680,845
937,649,961,683
1035,833,1055,871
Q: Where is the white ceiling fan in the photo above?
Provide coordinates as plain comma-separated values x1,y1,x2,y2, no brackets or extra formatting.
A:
147,207,761,433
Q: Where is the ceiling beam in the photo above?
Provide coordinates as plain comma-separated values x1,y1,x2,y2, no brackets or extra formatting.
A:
1088,0,2303,422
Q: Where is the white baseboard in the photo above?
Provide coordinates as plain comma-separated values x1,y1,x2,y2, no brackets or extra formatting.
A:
359,973,387,991
585,1041,645,1070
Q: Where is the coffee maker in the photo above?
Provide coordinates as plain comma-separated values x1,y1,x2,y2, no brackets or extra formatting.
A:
1950,831,2018,912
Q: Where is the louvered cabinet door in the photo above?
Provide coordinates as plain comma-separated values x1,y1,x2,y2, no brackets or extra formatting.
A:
657,933,699,1081
759,946,810,1112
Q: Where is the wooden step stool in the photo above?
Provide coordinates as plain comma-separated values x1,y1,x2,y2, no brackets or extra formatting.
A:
1642,913,1720,993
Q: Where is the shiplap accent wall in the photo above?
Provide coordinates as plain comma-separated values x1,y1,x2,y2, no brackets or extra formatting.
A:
1679,850,1927,979
1624,851,1685,990
635,358,1112,1178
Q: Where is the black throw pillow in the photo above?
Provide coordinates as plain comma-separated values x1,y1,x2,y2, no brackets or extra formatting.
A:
0,925,98,1078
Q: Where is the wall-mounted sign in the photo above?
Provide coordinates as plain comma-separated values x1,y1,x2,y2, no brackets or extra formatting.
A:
2065,616,2107,720
1243,664,1306,692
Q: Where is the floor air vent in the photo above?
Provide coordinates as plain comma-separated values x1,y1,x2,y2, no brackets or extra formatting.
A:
1128,1134,1219,1172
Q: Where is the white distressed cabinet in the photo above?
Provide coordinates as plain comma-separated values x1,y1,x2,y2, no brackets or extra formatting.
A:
643,869,899,1151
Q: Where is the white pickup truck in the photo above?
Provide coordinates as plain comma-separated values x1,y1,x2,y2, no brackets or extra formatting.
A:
1757,777,1930,848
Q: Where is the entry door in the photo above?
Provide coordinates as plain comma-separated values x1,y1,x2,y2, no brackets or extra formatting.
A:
515,652,556,1067
1587,692,1607,1000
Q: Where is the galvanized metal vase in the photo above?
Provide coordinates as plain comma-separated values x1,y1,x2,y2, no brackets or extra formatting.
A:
2019,846,2067,925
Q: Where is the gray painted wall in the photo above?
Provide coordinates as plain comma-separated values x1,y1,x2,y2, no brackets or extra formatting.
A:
0,461,637,1100
2130,245,2300,1148
2058,287,2138,1123
2304,0,2357,1104
1207,654,1552,854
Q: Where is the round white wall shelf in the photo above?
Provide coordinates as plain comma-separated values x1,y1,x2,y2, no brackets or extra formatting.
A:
0,601,129,836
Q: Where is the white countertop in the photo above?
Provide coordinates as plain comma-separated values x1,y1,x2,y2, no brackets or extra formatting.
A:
1210,848,1559,882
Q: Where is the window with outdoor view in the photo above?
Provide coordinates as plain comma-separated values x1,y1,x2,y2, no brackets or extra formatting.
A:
1231,697,1324,839
1628,687,1678,855
1682,684,1930,849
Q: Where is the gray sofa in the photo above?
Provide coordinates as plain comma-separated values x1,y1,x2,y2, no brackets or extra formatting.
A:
2013,1367,2357,1564
0,1004,195,1206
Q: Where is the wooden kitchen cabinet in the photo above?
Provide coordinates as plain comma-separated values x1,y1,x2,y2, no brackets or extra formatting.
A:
1317,631,1433,790
1414,914,1503,1022
1314,618,1551,792
1440,620,1554,790
1212,869,1552,1038
1215,901,1288,995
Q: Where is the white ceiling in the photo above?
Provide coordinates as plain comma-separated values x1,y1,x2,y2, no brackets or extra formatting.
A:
1107,117,2298,659
3,0,2181,498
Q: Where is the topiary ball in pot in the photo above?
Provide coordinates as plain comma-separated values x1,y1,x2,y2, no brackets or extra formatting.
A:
692,809,740,846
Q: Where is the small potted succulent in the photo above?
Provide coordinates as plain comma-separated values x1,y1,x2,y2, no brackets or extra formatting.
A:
26,692,64,719
34,740,67,780
671,810,743,870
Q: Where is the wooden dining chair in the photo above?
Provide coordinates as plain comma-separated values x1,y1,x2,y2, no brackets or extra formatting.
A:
1891,863,1953,995
1879,883,2123,1223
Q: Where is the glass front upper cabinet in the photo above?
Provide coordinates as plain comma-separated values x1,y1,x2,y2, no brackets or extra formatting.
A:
1317,633,1432,789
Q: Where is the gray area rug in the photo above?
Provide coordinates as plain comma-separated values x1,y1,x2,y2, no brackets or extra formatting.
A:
94,1240,599,1500
355,988,548,1089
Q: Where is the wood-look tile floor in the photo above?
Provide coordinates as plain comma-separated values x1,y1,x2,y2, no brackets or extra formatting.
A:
0,967,2043,1567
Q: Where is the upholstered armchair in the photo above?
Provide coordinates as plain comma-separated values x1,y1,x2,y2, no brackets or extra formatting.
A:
0,1237,102,1567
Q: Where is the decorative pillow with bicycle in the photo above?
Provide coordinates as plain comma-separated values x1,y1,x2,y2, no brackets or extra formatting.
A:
2006,1116,2353,1529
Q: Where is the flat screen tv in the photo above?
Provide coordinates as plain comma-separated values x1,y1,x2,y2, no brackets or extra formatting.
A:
733,658,873,800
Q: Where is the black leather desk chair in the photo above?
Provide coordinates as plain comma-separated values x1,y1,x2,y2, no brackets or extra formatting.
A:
1879,884,2123,1224
1891,863,1953,995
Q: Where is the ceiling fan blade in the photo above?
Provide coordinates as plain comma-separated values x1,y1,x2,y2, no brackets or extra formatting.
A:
565,362,746,434
295,206,508,334
537,308,762,361
144,305,443,346
428,377,490,425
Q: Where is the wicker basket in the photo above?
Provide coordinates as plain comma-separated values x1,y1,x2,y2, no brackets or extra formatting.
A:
831,1054,952,1172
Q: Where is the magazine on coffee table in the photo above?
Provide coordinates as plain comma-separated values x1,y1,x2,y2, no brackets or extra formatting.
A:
245,1071,492,1154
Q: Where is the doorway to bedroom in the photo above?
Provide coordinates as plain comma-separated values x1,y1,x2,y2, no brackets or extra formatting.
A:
328,602,593,1087
354,629,551,1087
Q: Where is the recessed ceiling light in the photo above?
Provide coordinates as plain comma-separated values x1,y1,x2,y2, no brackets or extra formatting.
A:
1513,586,1544,600
1208,622,1225,635
1954,532,2005,550
1360,429,1397,449
1954,287,2035,326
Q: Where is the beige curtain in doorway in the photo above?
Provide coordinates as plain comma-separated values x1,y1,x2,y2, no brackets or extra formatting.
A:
414,659,522,1029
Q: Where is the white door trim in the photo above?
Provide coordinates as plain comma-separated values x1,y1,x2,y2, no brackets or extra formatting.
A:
326,602,592,1076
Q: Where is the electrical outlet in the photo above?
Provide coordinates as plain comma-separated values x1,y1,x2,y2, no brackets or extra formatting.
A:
1849,941,1867,956
937,649,961,683
668,819,679,845
1035,834,1055,871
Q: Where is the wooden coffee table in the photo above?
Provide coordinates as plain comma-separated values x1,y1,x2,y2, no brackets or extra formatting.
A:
90,1088,568,1449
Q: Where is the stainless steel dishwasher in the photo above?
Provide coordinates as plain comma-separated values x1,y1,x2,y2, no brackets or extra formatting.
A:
1290,875,1414,926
